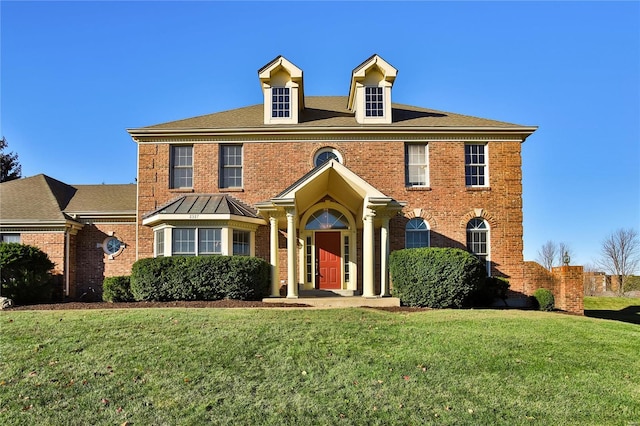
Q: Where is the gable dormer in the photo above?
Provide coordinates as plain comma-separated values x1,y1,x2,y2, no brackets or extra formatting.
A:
347,54,397,124
258,56,304,125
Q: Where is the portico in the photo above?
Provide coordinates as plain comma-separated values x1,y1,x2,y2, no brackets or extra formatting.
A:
256,160,404,299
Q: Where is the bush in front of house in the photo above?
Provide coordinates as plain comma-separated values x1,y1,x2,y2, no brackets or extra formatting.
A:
389,247,487,308
471,276,510,307
533,288,555,311
102,276,134,302
130,255,270,302
0,242,56,304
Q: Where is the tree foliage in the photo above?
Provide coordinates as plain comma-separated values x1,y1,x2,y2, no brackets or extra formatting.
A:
0,242,55,304
597,228,640,295
0,136,22,183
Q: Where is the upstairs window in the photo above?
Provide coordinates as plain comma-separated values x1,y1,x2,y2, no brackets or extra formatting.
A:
314,147,343,167
220,145,243,188
405,144,429,187
271,87,290,118
365,86,384,117
405,218,430,248
465,144,487,187
171,145,193,189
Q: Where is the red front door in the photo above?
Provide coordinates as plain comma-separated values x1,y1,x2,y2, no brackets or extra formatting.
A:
315,232,341,289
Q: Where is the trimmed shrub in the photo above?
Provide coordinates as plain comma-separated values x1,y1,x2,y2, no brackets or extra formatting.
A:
130,256,270,301
533,288,555,311
0,242,55,304
472,276,510,307
389,247,487,308
102,276,134,302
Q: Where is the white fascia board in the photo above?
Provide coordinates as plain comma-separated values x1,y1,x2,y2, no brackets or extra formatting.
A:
142,213,265,227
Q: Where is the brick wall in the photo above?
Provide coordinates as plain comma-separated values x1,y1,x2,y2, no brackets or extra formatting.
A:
75,221,137,299
524,261,584,314
137,139,526,291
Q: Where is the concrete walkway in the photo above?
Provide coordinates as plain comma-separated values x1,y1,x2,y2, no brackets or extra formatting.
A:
262,295,400,308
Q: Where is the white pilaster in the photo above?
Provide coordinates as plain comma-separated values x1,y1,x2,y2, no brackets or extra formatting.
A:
363,213,375,298
269,216,280,297
380,216,390,297
286,209,298,298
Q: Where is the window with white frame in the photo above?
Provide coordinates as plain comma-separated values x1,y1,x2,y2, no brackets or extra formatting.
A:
466,218,490,273
365,86,384,117
198,228,222,255
220,145,243,188
405,144,429,187
1,234,20,243
405,218,430,248
465,144,487,187
168,228,224,256
155,229,164,257
233,230,250,256
171,145,193,189
271,87,290,118
314,147,342,167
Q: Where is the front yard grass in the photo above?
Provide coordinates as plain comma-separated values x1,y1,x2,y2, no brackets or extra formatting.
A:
1,307,639,425
585,296,640,324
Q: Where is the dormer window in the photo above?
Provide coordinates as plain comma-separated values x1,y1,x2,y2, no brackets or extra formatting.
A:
272,87,291,118
348,54,397,125
365,86,384,117
258,56,304,125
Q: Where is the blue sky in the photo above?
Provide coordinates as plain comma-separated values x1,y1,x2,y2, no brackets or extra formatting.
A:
2,1,639,268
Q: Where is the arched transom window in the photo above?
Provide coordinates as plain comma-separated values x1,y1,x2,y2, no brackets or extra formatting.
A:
305,209,349,230
405,218,430,248
466,218,489,270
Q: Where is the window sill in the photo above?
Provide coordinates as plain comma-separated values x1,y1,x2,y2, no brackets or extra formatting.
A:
406,186,432,191
466,186,491,192
220,188,244,193
169,188,195,193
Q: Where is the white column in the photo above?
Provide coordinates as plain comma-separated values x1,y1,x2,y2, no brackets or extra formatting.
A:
380,216,390,297
363,213,375,298
269,216,280,297
286,209,298,298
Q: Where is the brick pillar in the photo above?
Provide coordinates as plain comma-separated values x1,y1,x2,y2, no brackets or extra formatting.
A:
552,266,584,315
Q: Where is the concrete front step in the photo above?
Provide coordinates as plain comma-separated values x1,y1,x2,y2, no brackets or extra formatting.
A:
262,296,400,308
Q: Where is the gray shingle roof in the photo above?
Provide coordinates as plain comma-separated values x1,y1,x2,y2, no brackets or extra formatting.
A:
138,96,528,130
0,175,136,223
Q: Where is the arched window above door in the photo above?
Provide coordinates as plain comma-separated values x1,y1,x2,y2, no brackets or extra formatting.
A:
305,208,349,230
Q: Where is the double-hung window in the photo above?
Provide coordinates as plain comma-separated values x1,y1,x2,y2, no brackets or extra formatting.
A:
170,228,222,256
272,87,290,118
220,145,243,188
155,229,165,257
365,86,384,117
405,144,429,187
465,144,487,187
171,145,193,189
233,230,250,256
466,218,490,273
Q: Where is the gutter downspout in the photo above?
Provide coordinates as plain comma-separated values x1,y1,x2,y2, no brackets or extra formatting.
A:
65,228,70,297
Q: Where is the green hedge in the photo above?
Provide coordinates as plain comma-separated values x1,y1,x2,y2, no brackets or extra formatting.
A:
472,276,510,307
0,242,55,304
533,288,555,311
130,256,270,302
389,247,487,308
102,276,134,302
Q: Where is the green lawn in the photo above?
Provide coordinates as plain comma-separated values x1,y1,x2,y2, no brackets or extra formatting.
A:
585,296,640,324
1,307,639,425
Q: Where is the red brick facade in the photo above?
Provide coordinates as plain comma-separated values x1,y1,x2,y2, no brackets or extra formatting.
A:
136,139,527,293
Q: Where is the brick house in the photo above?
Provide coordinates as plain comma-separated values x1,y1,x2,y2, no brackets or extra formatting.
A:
126,54,537,300
0,174,136,299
